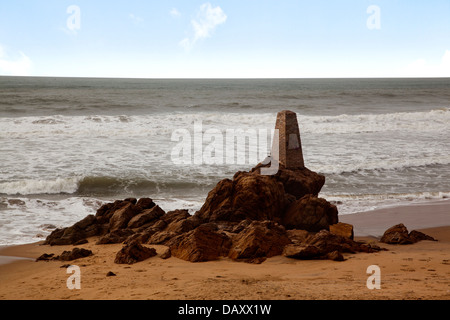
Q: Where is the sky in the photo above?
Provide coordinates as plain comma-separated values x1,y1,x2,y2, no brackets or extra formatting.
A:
0,0,449,78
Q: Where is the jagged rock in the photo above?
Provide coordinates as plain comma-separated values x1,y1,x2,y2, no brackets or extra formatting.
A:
282,195,338,231
147,231,178,245
252,163,325,200
108,202,140,232
106,271,116,277
44,215,98,246
381,224,436,244
59,248,93,261
166,216,201,234
135,198,155,210
228,221,291,262
286,229,310,244
327,250,345,261
162,209,191,224
160,248,171,259
36,253,56,262
330,222,354,240
408,230,436,242
283,244,321,259
380,223,413,244
114,240,157,264
169,224,231,262
195,171,287,223
96,199,136,223
96,229,134,245
284,230,382,261
127,205,165,229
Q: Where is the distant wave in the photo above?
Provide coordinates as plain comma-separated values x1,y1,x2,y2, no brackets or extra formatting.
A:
1,108,449,139
0,176,213,196
314,155,450,175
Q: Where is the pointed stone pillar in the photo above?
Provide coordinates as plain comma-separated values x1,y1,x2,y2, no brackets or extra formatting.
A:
272,110,305,169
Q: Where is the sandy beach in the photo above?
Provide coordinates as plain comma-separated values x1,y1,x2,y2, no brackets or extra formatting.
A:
0,200,449,301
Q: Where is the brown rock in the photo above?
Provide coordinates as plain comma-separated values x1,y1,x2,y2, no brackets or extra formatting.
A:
127,205,165,229
380,224,413,244
44,215,98,246
286,229,310,244
162,209,191,224
195,171,287,223
408,230,436,242
166,216,201,234
330,222,354,240
147,231,178,245
96,229,134,245
108,203,140,232
59,248,93,261
283,244,321,259
114,240,157,264
284,230,381,261
160,248,171,259
228,221,291,261
136,198,155,210
327,250,345,261
282,195,338,231
169,224,231,262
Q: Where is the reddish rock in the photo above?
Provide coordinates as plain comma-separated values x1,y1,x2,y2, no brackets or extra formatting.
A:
108,203,140,232
408,230,436,242
381,224,437,244
136,198,155,210
330,222,354,240
283,244,321,260
59,248,93,261
284,230,381,261
195,171,287,223
96,229,134,245
169,224,231,262
166,216,201,234
286,229,310,244
127,205,165,229
44,215,98,246
252,164,325,200
380,224,413,244
160,248,171,259
162,209,191,224
282,195,338,232
114,240,157,264
228,221,291,262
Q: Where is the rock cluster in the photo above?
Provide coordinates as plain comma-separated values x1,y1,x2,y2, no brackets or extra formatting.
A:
42,163,378,263
380,223,436,244
41,110,384,264
36,248,93,262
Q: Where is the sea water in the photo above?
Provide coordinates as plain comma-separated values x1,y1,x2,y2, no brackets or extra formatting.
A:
1,77,449,245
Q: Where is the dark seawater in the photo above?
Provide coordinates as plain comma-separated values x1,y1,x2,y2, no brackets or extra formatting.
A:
1,76,449,244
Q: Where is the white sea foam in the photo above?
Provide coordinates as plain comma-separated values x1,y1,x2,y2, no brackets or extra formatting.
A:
0,177,81,195
1,108,449,138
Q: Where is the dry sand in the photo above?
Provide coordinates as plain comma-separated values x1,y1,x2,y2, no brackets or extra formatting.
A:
0,200,449,300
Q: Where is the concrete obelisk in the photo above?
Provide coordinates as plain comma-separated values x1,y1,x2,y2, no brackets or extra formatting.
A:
272,110,305,169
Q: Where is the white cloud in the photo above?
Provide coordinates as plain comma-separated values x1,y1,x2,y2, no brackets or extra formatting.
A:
180,3,227,51
129,13,144,25
401,50,450,77
170,8,181,18
0,45,32,76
